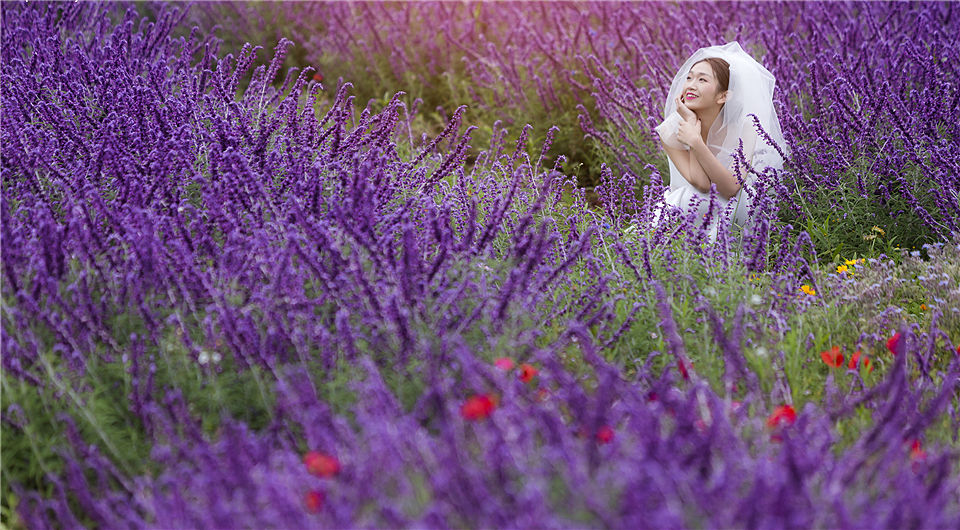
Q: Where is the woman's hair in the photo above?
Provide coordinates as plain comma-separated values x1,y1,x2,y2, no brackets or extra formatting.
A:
695,57,730,92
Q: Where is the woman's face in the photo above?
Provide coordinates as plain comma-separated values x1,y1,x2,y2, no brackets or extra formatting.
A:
682,61,727,111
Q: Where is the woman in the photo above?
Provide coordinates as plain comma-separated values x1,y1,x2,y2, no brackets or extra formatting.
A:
654,42,785,238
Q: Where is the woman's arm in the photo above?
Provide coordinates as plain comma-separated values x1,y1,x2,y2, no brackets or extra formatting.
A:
663,143,712,194
658,99,712,193
675,119,755,199
689,140,742,198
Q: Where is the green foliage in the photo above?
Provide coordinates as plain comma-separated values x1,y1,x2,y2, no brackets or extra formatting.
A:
183,3,605,186
585,229,958,439
778,157,941,263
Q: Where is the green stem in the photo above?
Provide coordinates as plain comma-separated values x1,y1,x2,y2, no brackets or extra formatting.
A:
35,352,135,487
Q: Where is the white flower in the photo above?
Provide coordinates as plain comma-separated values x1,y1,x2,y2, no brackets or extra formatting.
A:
198,351,210,365
750,294,763,306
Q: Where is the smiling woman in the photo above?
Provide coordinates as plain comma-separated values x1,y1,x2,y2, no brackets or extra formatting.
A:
654,42,786,239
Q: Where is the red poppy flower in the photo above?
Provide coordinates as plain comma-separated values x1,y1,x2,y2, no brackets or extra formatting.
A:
848,350,873,372
678,359,692,381
886,332,902,355
596,425,614,444
304,451,341,478
766,405,797,429
312,72,323,82
519,363,539,383
819,346,844,368
494,357,515,371
910,439,925,458
956,344,960,356
304,490,324,513
461,394,496,420
905,439,927,472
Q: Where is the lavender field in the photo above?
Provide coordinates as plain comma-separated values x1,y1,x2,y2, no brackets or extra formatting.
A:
2,1,960,528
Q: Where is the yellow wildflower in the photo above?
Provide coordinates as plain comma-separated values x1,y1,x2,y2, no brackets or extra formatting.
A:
837,265,849,274
800,284,816,296
844,258,857,266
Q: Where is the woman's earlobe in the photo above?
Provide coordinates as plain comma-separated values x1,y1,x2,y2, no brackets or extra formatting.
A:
718,91,728,105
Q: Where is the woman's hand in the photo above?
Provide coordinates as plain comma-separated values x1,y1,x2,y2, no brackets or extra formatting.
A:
676,117,702,147
675,95,696,121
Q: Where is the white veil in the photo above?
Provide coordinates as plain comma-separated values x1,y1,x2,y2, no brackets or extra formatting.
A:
654,42,785,229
